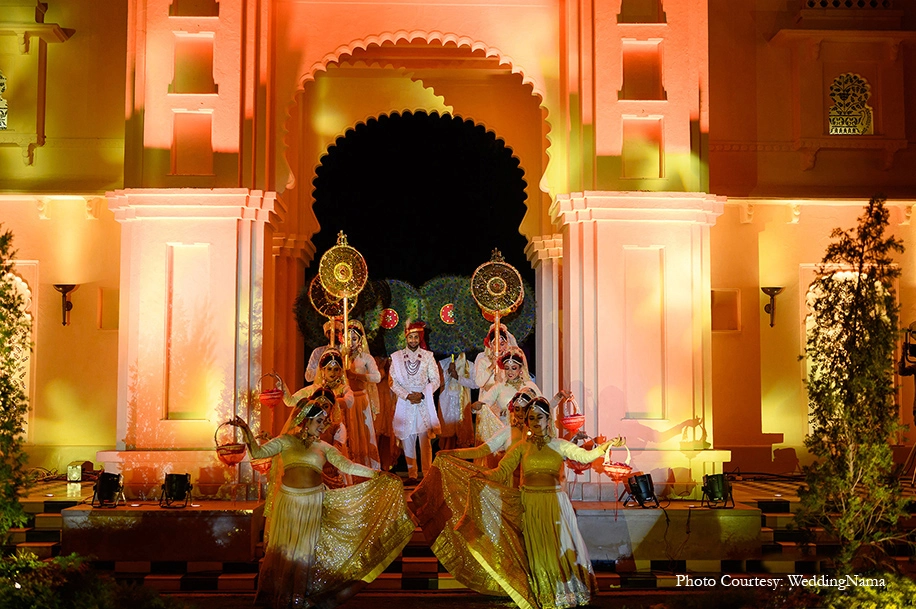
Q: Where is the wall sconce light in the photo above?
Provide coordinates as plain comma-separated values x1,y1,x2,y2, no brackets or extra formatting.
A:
53,284,77,326
761,287,784,327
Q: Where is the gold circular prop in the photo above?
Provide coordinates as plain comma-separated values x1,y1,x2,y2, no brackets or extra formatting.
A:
309,275,356,319
471,249,524,315
319,231,368,298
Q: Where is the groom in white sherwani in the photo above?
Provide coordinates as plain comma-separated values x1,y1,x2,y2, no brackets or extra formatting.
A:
389,321,440,485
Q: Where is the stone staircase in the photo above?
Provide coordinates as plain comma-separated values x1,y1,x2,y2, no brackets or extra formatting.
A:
3,489,82,561
6,478,915,595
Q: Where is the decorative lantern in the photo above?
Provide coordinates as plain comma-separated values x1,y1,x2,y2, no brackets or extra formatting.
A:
251,457,272,475
258,373,284,408
559,393,586,434
602,442,632,520
215,421,247,466
565,459,592,475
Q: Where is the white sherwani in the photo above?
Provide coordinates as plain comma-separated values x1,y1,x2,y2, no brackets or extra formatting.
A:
389,346,441,439
437,355,476,438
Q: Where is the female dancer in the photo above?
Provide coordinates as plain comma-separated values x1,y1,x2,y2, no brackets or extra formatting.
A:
284,349,354,485
475,347,539,427
411,388,566,597
457,397,623,609
441,387,538,462
408,389,534,599
230,394,414,609
343,320,381,469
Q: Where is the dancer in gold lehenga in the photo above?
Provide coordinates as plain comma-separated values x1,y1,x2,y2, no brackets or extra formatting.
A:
453,397,623,609
231,394,414,609
410,389,536,598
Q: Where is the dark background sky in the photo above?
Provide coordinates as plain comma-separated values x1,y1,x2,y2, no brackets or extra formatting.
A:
309,111,534,287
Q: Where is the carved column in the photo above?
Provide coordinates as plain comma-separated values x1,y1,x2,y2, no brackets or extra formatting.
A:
100,188,275,492
525,234,563,403
551,191,728,499
267,230,315,436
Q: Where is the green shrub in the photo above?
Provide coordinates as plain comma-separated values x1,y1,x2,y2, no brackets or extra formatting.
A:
0,552,186,609
0,227,33,540
797,196,912,572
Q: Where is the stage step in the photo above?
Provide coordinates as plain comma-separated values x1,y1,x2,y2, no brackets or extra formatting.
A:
16,541,60,559
18,477,909,594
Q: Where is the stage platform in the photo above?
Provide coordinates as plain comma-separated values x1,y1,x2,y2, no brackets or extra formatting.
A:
9,474,916,594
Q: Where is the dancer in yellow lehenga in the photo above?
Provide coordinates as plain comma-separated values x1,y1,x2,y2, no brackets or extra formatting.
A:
230,393,414,609
455,397,623,609
410,389,537,598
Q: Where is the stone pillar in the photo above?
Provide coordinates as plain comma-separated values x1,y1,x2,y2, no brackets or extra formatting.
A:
99,188,275,497
267,231,315,436
551,191,729,500
525,234,563,403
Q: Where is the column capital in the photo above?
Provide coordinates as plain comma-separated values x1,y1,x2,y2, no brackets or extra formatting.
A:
550,191,725,227
525,234,563,266
106,188,277,222
272,234,316,266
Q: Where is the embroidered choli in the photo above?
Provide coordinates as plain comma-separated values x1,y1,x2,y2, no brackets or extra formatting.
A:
487,438,606,485
249,435,376,479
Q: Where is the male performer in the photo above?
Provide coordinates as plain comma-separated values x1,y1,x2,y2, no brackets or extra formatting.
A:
437,353,476,450
474,322,514,393
305,318,344,382
389,321,441,484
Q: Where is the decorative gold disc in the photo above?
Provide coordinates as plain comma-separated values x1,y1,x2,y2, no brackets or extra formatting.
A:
471,248,524,316
319,231,368,299
309,275,356,319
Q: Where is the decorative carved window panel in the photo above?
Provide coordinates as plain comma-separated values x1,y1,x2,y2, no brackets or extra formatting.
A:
828,73,873,135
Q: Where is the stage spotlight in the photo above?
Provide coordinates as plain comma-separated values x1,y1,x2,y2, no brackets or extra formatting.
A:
622,473,660,508
92,472,124,508
701,473,735,509
159,473,193,508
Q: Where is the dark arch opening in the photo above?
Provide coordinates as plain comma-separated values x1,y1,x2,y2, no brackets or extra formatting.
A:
310,110,533,287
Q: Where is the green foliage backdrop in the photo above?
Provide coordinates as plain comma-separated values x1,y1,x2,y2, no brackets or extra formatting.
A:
294,275,536,358
796,196,911,572
0,226,33,539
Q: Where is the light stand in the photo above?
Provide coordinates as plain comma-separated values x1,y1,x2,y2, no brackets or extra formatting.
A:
620,473,660,508
92,472,124,508
701,473,734,509
159,473,192,508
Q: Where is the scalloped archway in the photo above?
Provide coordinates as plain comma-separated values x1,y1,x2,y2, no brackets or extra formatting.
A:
280,35,553,251
310,111,532,286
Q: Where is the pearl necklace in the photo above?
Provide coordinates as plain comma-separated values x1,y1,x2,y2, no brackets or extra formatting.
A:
404,351,422,376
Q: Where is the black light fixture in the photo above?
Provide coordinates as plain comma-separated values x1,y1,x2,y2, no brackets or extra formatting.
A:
53,284,77,326
701,473,734,509
761,286,784,328
621,473,660,508
92,472,124,508
159,473,193,508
